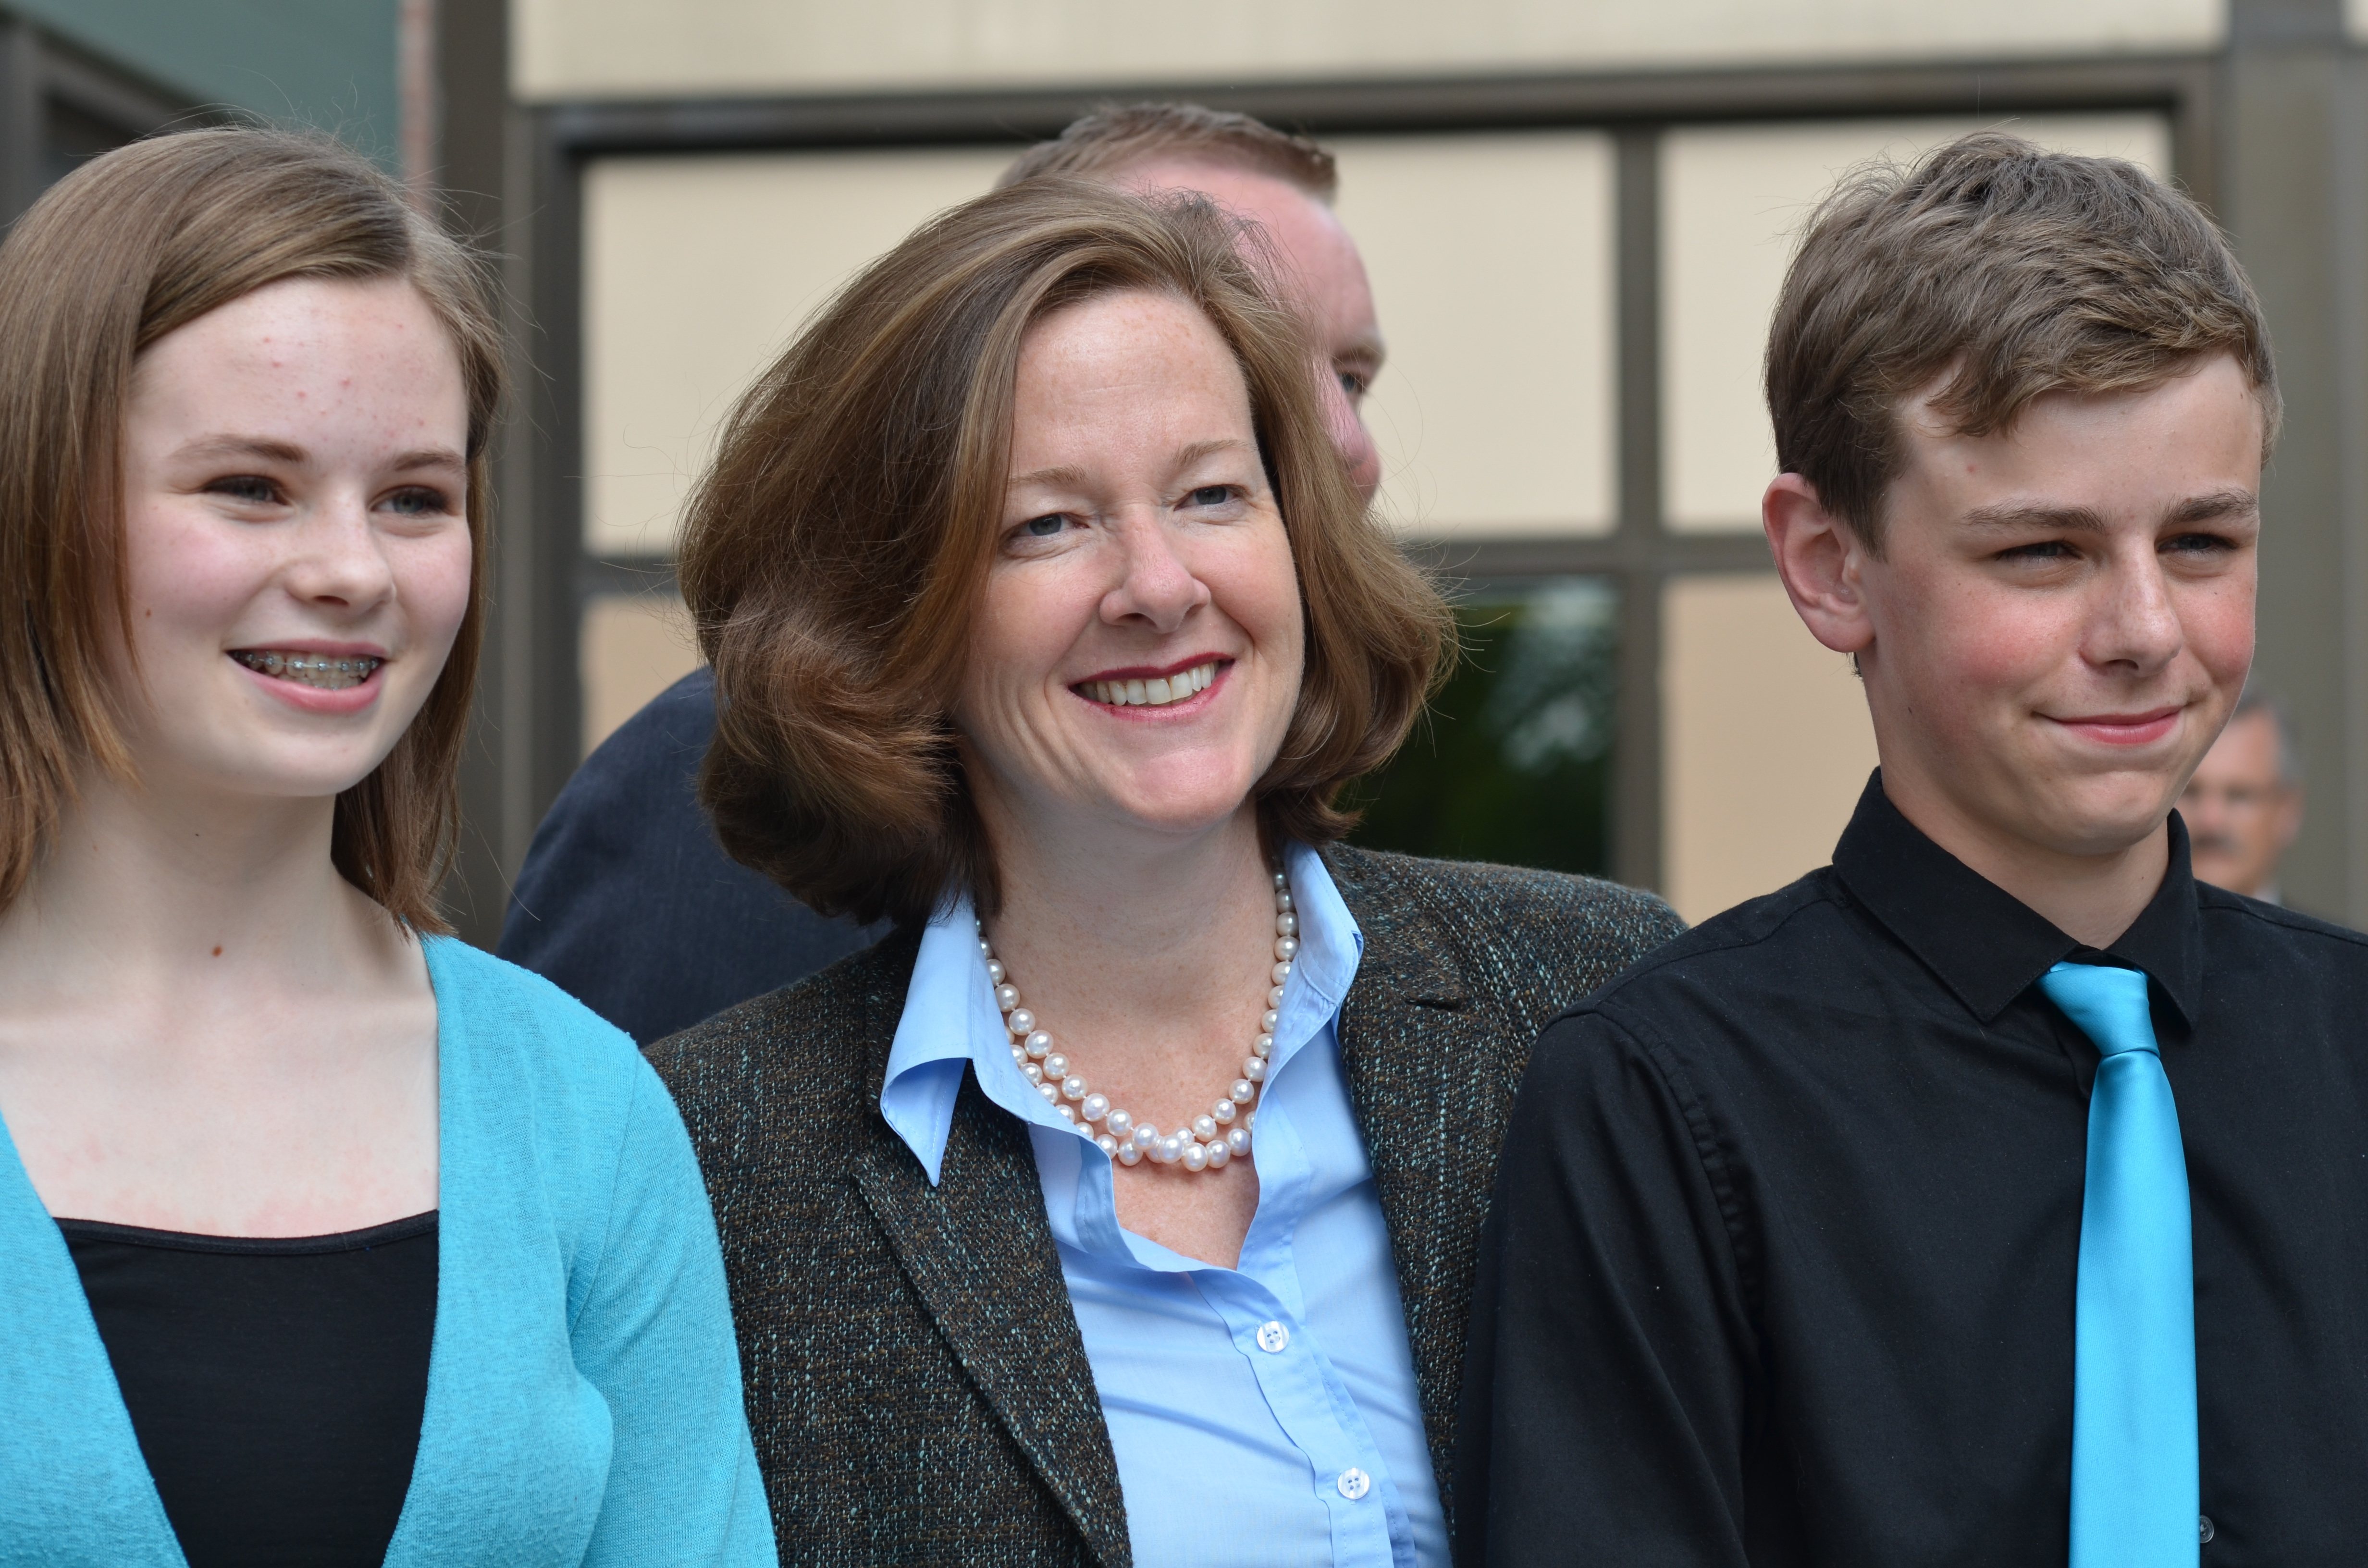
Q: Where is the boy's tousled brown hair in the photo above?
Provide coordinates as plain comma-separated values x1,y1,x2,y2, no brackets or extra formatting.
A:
1767,130,2279,550
0,127,506,929
680,178,1450,928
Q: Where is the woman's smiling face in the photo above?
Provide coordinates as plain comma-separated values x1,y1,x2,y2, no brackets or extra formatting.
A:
956,287,1305,846
114,274,472,804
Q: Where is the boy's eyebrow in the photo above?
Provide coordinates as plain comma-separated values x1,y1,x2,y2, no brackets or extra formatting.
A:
1958,489,2260,533
2162,488,2259,526
1960,502,2109,533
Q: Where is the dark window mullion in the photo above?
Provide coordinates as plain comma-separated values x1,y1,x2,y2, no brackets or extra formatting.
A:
0,20,43,224
1612,125,1665,894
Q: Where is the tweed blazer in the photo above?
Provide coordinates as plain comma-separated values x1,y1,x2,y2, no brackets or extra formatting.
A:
649,844,1683,1566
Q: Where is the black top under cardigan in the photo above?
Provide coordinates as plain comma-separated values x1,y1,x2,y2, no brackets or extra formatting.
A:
648,844,1684,1566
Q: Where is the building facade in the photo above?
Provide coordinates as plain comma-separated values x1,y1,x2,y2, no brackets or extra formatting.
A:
31,1,2368,940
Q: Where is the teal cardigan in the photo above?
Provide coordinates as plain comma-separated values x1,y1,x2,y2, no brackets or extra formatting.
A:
0,937,776,1567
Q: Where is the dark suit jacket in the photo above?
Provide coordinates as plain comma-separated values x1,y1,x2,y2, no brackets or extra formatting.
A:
649,844,1685,1565
497,669,883,1043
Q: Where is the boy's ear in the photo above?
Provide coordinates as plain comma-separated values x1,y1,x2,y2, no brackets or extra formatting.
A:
1764,472,1876,657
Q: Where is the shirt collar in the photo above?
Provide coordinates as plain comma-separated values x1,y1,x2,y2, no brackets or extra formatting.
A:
1829,770,2203,1030
879,840,1362,1186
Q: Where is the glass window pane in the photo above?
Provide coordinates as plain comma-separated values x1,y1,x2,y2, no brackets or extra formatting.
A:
44,100,129,186
581,590,699,756
583,135,1620,556
1346,576,1616,875
1332,133,1618,538
582,147,1013,557
1661,573,1876,921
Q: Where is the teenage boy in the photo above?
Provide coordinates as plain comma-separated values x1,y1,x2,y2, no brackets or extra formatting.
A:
1457,133,2368,1566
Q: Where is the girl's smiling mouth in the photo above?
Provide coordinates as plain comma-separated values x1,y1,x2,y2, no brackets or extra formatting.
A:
230,649,385,691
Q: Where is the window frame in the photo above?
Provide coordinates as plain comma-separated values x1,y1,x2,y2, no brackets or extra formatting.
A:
0,17,194,223
522,55,2215,892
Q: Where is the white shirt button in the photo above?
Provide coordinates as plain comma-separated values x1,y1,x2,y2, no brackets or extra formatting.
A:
1336,1468,1372,1501
1255,1320,1290,1353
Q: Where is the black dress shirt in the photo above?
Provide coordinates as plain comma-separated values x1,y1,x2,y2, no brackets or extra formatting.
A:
1457,772,2368,1568
497,670,883,1044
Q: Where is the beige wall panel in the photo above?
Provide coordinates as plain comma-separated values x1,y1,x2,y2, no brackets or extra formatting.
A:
588,137,1613,552
581,592,702,755
1663,573,1878,923
583,147,1012,556
1332,132,1616,537
1660,112,2172,533
517,0,2220,101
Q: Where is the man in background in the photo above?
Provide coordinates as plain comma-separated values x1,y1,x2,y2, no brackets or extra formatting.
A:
2181,686,2303,902
1000,110,1388,497
497,103,1392,1042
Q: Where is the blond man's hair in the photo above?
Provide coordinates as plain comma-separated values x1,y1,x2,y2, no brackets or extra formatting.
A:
997,101,1337,201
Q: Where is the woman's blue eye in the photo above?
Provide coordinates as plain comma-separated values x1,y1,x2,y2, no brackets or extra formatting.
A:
1024,514,1064,537
1190,486,1232,507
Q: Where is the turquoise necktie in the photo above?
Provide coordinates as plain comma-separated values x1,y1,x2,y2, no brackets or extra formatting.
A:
2039,961,2199,1568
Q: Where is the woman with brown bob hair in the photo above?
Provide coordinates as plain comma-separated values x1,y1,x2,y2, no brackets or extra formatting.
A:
652,177,1682,1563
0,130,771,1566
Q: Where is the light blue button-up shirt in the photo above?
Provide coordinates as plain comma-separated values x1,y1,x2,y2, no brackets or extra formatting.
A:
879,842,1446,1568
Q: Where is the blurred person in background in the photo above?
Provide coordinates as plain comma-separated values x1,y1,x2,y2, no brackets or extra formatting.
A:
498,102,1393,1044
650,178,1680,1562
0,130,770,1566
2180,685,2303,902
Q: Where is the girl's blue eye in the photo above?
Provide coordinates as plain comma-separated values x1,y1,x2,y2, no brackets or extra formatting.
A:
1190,486,1231,507
210,475,278,505
385,487,452,516
1024,514,1064,537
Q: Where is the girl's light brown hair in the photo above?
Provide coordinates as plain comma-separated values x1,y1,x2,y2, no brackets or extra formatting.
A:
0,127,505,930
681,178,1451,928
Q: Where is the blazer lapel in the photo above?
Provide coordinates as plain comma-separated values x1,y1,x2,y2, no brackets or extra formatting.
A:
852,1077,1132,1568
1326,847,1497,1535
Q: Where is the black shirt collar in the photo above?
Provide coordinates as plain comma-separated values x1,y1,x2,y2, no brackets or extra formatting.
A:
1829,771,2203,1030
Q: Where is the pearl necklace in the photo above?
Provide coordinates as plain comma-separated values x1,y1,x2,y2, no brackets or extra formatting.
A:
979,869,1299,1175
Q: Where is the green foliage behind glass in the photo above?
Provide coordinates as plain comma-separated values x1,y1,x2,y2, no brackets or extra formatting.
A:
1344,577,1616,876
